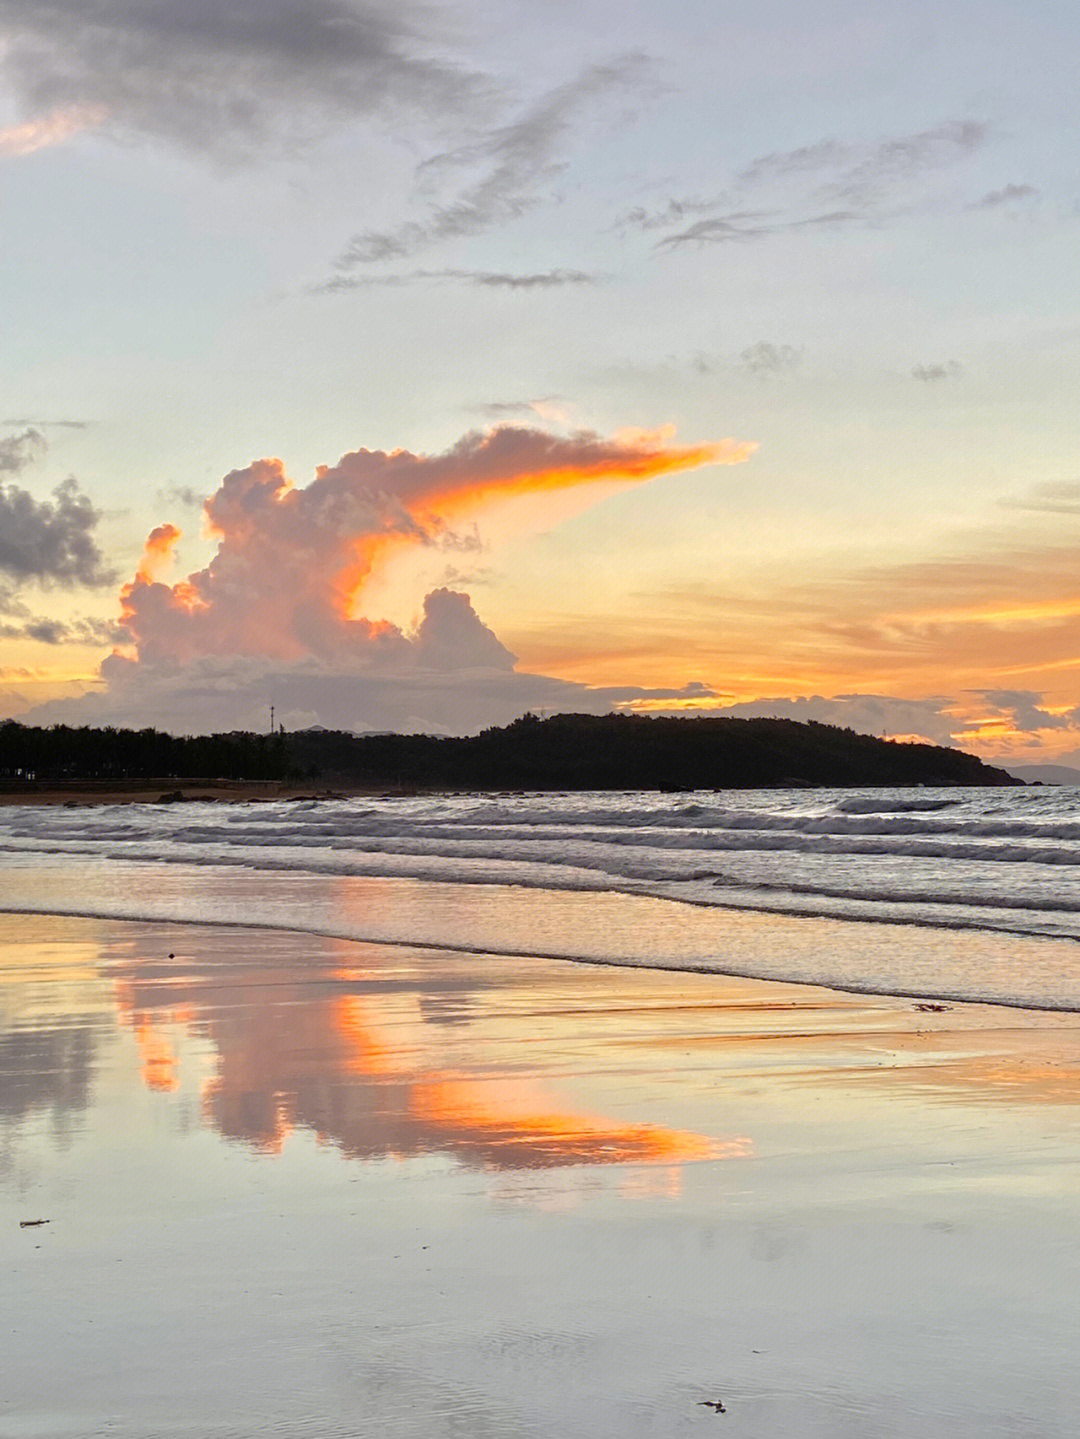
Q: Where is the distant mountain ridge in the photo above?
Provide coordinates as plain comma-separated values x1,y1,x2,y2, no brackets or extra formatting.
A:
1002,763,1080,786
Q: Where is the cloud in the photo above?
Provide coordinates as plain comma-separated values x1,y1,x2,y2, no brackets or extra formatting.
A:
706,690,1080,758
654,119,989,248
613,196,724,233
0,103,106,156
19,421,750,732
412,586,515,671
0,435,115,587
970,690,1078,732
0,615,122,646
970,182,1039,209
471,397,566,421
157,485,206,510
30,624,724,737
0,0,487,162
313,266,597,294
911,360,962,382
0,426,46,474
115,423,751,669
1000,481,1080,516
657,208,857,247
334,55,652,269
738,342,802,377
736,139,850,185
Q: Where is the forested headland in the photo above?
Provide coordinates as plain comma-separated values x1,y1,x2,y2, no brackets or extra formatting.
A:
0,712,1019,795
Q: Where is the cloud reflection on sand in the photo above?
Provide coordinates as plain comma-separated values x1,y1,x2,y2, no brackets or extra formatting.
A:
105,935,732,1172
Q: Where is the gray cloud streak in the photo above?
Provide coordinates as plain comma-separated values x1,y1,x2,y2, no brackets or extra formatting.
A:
652,119,989,249
313,266,596,293
334,54,652,268
1000,481,1080,516
0,615,121,645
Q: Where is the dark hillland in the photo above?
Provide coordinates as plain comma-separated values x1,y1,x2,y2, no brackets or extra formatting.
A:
0,712,1019,798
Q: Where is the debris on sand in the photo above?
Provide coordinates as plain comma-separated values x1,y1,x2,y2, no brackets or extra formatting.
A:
20,1219,50,1228
914,1002,950,1012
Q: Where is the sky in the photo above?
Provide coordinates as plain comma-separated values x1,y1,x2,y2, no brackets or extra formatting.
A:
1,0,1079,763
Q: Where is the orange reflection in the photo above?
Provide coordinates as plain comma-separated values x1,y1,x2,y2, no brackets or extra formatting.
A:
107,942,730,1176
410,1075,728,1170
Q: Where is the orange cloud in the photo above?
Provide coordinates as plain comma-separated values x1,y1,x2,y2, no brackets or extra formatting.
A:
116,425,751,668
135,524,182,584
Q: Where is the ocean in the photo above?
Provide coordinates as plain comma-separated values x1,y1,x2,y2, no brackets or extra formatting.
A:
3,785,1080,1010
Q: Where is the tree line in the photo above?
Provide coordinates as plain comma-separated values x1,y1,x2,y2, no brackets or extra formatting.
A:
0,712,1019,790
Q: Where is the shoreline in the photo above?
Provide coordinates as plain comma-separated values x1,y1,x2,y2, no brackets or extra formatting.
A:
0,774,1032,807
0,778,415,806
5,899,1080,1017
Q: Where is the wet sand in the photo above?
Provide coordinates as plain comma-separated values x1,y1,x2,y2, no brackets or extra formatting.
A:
2,911,1079,1438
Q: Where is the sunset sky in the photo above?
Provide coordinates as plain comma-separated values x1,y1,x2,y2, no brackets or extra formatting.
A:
2,1,1078,762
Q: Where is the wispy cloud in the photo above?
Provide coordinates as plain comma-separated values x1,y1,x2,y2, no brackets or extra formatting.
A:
0,614,121,646
657,208,858,247
650,119,990,248
312,266,597,294
332,55,652,270
471,397,567,421
613,195,725,234
1000,481,1080,516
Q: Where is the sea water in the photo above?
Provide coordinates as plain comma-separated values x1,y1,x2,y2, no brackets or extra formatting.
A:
2,785,1079,1009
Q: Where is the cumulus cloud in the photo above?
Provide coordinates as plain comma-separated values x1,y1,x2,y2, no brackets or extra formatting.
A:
0,0,486,161
0,441,115,588
23,421,751,733
911,360,962,382
115,423,749,668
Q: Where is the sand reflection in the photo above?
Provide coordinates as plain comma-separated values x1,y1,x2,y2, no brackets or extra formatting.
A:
106,934,730,1172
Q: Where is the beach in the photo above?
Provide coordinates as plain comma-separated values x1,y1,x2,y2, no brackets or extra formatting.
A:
3,904,1079,1438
